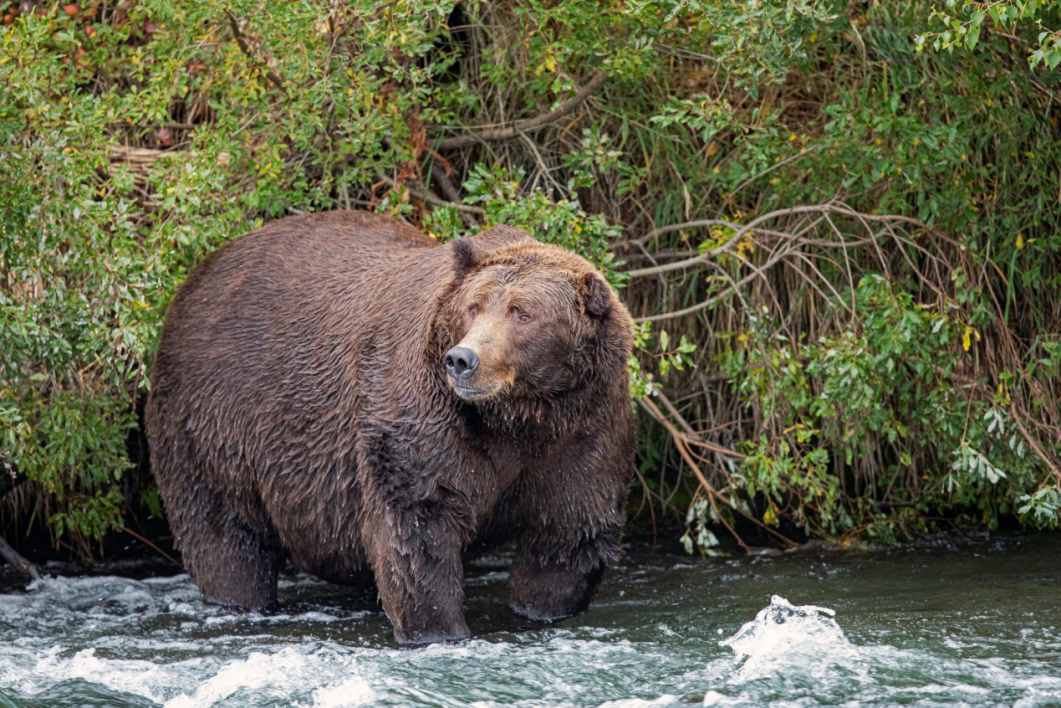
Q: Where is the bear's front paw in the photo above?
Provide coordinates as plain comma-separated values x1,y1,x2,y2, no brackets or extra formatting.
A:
509,599,578,623
393,620,471,647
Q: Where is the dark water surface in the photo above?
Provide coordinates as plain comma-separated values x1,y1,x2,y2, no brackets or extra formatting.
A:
1,534,1060,706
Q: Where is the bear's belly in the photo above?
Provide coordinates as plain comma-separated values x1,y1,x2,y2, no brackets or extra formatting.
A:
286,544,372,587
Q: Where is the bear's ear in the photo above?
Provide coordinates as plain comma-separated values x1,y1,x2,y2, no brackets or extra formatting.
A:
580,272,611,319
453,238,477,277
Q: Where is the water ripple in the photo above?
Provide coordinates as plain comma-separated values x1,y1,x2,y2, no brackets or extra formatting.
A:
2,538,1061,706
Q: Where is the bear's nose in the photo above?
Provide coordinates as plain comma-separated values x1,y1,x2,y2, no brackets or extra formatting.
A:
444,346,480,380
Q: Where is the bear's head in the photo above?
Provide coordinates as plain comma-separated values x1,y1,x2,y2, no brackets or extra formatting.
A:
437,227,632,420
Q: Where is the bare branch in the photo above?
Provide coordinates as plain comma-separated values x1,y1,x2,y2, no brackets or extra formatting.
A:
121,526,180,567
1009,404,1061,485
430,163,480,227
620,203,940,262
377,174,486,216
639,396,798,550
634,240,796,323
0,534,39,581
435,71,607,151
225,11,285,92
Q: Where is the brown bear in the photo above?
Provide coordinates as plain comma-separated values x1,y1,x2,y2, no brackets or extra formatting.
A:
145,210,635,645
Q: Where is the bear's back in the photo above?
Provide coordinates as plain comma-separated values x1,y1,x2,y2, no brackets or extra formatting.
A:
163,210,441,336
148,211,448,469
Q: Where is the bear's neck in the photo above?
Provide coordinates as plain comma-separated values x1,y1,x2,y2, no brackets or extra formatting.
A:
461,383,604,443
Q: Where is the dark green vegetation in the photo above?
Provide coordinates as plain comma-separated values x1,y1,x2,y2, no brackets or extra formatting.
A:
1,1,1059,558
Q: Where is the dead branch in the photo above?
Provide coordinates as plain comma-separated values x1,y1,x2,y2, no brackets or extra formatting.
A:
1009,404,1061,485
640,396,798,550
108,146,174,168
225,11,285,92
377,174,486,216
634,241,795,323
0,534,39,581
640,396,749,551
430,162,462,204
435,71,606,151
430,163,480,227
655,389,744,459
622,203,937,279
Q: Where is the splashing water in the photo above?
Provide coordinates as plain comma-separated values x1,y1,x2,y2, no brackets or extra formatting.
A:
703,585,1061,706
720,594,858,681
2,536,1061,706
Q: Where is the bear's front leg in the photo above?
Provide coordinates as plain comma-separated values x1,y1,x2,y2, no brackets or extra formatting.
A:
506,430,630,622
363,504,471,646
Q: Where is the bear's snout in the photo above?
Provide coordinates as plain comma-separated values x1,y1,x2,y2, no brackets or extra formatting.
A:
444,346,480,382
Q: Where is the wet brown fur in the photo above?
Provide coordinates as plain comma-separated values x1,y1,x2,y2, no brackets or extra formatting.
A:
145,211,635,645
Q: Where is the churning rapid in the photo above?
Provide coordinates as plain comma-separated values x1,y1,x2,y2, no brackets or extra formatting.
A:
2,535,1061,706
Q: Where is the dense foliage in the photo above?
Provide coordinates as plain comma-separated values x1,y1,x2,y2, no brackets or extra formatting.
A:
1,0,1058,557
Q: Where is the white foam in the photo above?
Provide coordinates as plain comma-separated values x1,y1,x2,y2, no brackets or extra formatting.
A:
165,647,312,707
311,677,377,707
719,595,858,681
29,647,197,703
598,696,677,707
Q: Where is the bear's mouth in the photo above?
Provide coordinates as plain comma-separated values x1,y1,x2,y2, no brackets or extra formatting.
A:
452,383,492,402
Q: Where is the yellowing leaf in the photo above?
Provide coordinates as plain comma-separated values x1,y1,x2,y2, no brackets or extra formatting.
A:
535,51,557,76
1016,233,1024,250
735,237,755,258
763,506,778,526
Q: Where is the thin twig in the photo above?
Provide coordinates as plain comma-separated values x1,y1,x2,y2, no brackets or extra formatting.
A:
655,389,744,459
640,396,798,550
1009,405,1061,485
121,526,180,567
519,131,565,196
377,174,486,216
435,71,606,150
634,243,794,323
639,397,749,552
225,11,285,92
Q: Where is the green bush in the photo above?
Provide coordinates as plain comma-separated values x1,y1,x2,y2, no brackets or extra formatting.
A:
1,0,1058,554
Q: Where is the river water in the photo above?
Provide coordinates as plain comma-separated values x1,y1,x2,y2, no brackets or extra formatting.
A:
1,533,1059,706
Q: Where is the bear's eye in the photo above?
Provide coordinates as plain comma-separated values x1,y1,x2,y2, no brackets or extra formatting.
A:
509,305,532,323
467,304,479,318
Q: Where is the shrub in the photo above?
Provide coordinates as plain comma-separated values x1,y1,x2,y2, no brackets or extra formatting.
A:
1,0,1057,554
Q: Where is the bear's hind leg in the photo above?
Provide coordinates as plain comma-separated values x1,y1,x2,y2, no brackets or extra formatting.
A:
176,508,282,611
